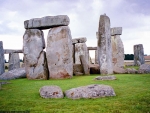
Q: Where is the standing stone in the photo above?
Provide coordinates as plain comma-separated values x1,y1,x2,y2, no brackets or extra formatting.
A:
97,14,113,75
46,26,73,79
95,50,99,64
23,29,48,80
80,55,90,75
75,43,88,64
134,44,145,65
8,53,20,71
111,27,124,68
0,41,4,75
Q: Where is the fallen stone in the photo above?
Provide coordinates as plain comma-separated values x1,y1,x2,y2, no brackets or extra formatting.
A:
111,27,122,36
97,14,113,75
113,66,126,74
138,64,150,74
39,85,64,98
134,44,145,65
46,26,73,79
72,37,87,44
89,64,100,74
0,68,26,80
0,41,4,75
125,68,138,74
24,15,70,29
94,75,116,81
75,43,88,64
8,53,20,71
65,84,116,99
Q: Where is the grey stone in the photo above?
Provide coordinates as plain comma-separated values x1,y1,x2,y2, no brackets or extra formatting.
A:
97,14,113,75
8,53,20,71
46,26,73,79
95,50,99,64
89,64,100,74
72,37,87,44
111,27,122,36
113,66,126,74
0,41,4,75
73,64,83,75
125,68,138,74
65,84,116,99
138,64,150,74
134,44,145,65
23,29,48,80
75,43,88,64
0,68,26,80
39,85,64,98
80,55,90,75
94,75,116,80
87,47,97,50
24,15,70,29
4,49,23,54
111,35,124,68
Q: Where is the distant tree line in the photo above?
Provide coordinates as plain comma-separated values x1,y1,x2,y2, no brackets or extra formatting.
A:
124,54,134,60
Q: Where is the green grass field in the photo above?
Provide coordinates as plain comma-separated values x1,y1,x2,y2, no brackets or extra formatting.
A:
0,74,150,113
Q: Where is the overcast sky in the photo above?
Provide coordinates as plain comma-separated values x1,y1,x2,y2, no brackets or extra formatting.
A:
0,0,150,60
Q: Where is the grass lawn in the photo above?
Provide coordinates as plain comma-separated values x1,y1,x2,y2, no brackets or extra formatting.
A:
0,74,150,113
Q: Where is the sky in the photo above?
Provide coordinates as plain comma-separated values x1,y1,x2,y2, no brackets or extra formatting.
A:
0,0,150,60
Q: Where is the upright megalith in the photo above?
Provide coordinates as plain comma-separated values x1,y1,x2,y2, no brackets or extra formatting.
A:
134,44,145,65
24,15,70,30
97,14,113,75
8,53,20,71
46,26,73,79
23,29,48,79
0,41,4,75
111,27,124,68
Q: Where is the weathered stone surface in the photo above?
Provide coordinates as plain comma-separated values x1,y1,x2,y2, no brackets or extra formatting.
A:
23,29,48,80
94,75,116,80
89,64,100,74
125,68,138,74
4,49,23,54
75,43,88,64
0,41,4,75
24,15,70,29
97,14,113,75
72,37,87,44
80,55,90,75
134,44,145,65
8,53,20,71
39,85,64,98
138,64,150,74
113,66,126,74
95,50,99,64
25,51,49,79
111,35,124,68
65,84,116,99
73,64,83,75
111,27,122,36
46,26,73,79
87,47,97,50
0,68,26,80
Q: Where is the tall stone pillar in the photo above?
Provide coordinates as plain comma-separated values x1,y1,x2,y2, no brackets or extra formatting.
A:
46,26,73,79
8,53,20,71
97,14,113,75
95,50,98,64
23,29,48,80
134,44,145,65
0,41,4,75
111,27,124,68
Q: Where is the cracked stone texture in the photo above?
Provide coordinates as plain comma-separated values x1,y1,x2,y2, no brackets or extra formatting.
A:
111,35,124,68
23,29,48,80
97,14,113,75
39,85,64,98
46,26,73,79
65,84,116,99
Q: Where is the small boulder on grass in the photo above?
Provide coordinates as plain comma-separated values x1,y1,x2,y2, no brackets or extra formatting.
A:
65,84,116,99
39,85,64,98
138,64,150,74
94,75,117,81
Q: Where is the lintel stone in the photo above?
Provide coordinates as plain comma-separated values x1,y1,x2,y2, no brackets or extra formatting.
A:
111,27,122,36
